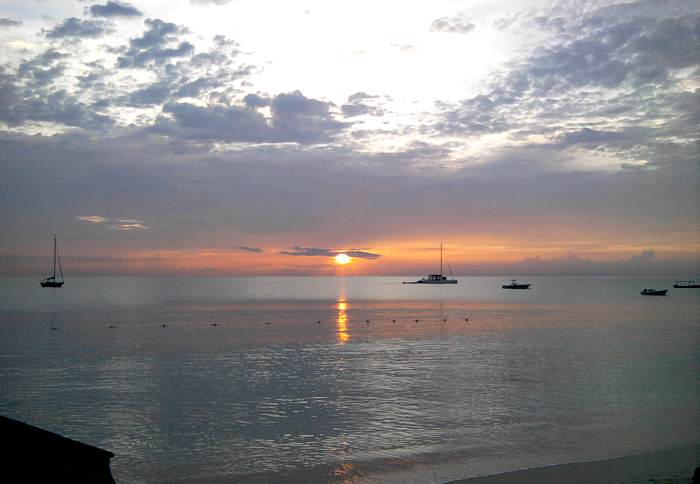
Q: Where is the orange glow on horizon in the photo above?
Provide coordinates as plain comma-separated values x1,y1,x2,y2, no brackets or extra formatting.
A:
53,234,700,276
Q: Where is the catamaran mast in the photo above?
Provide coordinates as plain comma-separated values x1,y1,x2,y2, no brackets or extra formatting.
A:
440,243,443,276
53,234,57,279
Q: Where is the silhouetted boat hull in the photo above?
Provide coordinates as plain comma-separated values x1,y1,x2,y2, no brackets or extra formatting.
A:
404,275,458,284
40,281,64,288
502,280,531,290
673,280,699,288
641,289,667,296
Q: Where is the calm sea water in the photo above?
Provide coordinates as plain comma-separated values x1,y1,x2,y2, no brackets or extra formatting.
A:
0,276,698,483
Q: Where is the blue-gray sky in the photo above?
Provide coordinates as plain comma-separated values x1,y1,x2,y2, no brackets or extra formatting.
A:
0,0,698,275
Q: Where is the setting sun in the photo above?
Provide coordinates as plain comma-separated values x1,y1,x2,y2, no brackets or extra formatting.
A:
335,253,351,265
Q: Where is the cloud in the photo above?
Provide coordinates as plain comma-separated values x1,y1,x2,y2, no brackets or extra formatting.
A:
431,13,476,34
153,90,348,144
77,215,110,223
89,1,142,18
341,92,384,118
117,18,194,68
430,0,699,175
0,17,22,27
76,215,148,230
110,219,148,231
344,250,382,260
243,93,270,108
280,246,381,259
0,54,114,128
44,17,109,38
236,246,263,253
491,251,696,277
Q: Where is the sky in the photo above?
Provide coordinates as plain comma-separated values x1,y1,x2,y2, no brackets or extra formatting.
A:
0,0,698,276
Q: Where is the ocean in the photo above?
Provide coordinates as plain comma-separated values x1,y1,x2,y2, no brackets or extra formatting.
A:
0,276,698,483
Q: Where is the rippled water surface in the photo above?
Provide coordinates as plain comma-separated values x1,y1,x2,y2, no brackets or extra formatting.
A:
0,276,698,482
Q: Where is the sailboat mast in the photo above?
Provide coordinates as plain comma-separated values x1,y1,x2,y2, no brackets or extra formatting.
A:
53,234,57,279
440,243,443,275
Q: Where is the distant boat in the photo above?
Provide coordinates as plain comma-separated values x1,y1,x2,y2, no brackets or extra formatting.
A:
40,235,64,288
641,288,667,296
502,279,531,290
403,244,457,284
672,280,699,288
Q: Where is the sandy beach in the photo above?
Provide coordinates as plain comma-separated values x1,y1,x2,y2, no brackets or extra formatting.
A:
451,445,699,484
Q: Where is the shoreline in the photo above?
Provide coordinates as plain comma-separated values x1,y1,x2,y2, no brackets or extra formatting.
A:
449,445,699,484
164,445,700,483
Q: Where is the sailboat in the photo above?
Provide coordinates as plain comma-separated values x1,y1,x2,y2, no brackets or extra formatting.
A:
40,235,64,288
403,244,458,284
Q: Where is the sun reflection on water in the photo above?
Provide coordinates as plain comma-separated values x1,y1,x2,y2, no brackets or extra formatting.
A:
336,300,349,344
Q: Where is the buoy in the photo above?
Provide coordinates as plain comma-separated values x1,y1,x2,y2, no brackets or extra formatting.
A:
161,323,167,327
109,325,116,329
392,319,396,323
415,319,419,322
365,319,370,323
443,318,447,322
49,327,59,331
465,318,469,322
316,320,321,324
265,321,271,325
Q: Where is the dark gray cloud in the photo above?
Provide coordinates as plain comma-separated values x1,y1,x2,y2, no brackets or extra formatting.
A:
117,19,194,68
341,92,384,118
0,17,22,27
431,0,699,173
431,14,476,34
16,49,69,87
0,49,113,128
89,1,142,17
236,246,263,253
243,93,270,108
280,247,381,259
153,90,348,144
45,17,109,38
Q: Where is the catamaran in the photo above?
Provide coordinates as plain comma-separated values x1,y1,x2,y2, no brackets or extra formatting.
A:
403,244,457,284
40,235,64,288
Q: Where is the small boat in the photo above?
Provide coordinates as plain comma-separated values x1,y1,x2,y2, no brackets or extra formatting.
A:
403,244,457,284
40,235,64,288
672,280,700,288
502,279,531,290
640,288,667,296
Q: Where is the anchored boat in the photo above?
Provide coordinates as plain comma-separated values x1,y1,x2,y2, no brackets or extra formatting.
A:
403,244,457,284
502,279,531,290
673,280,699,288
640,288,667,296
40,235,64,288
